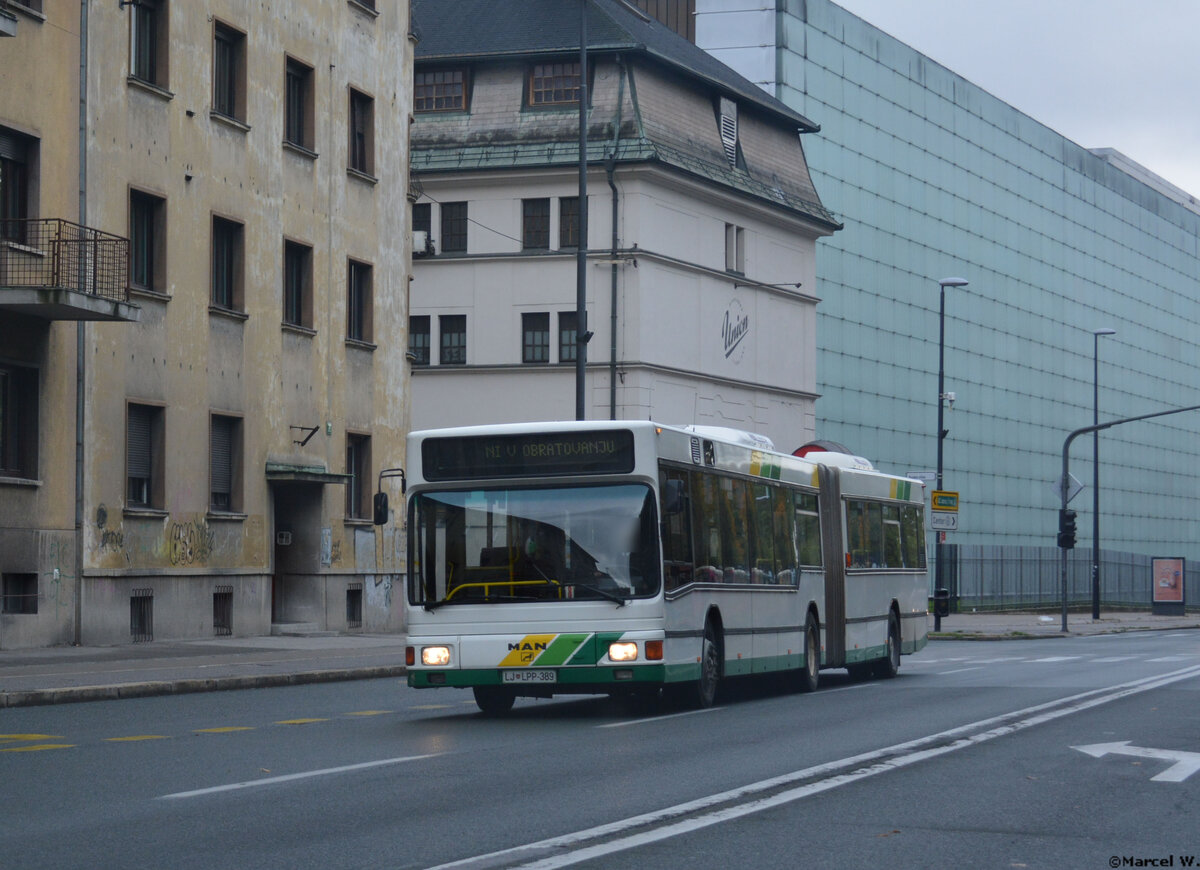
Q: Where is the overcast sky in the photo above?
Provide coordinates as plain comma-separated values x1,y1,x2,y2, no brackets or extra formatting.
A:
832,0,1200,198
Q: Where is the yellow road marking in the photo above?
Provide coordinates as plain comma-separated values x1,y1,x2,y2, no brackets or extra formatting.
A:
274,718,329,725
412,704,452,710
195,727,254,734
106,735,169,742
1,744,75,752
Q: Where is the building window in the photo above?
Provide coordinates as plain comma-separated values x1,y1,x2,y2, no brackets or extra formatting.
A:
129,189,165,293
559,196,580,249
130,0,168,89
127,403,164,509
522,198,550,250
0,128,34,242
1,573,37,615
725,223,745,274
718,96,740,170
285,57,315,150
412,202,432,255
348,88,374,175
212,21,246,121
283,240,312,328
440,201,467,253
0,364,38,479
415,68,467,112
210,414,241,512
558,311,578,364
347,259,373,342
529,62,581,105
345,433,370,519
522,313,550,364
409,315,430,365
211,216,244,311
439,314,466,365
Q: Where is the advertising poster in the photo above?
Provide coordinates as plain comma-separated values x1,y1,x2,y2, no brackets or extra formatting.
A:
1151,557,1185,615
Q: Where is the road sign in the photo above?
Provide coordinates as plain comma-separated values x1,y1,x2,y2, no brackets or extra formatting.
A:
931,490,959,511
930,512,958,531
907,471,936,484
1051,473,1084,504
1073,741,1200,782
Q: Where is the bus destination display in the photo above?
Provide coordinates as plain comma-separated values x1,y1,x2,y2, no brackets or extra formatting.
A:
423,430,636,480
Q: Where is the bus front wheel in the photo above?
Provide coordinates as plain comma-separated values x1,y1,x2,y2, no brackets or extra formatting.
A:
473,685,516,716
694,622,721,708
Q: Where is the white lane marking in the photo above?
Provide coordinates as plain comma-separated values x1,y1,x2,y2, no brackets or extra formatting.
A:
937,667,983,675
158,753,440,800
1027,656,1082,663
596,707,723,729
1090,656,1138,663
428,663,1200,870
1148,656,1194,662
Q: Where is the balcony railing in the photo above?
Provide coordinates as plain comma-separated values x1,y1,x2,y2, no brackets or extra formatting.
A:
1,218,131,304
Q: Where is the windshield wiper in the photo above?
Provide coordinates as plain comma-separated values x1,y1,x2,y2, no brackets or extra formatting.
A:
561,582,629,606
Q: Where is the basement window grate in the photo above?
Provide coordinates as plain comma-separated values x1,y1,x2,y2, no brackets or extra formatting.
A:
213,585,233,636
130,588,154,642
346,583,363,630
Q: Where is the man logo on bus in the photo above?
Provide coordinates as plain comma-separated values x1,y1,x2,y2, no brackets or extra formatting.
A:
507,640,548,653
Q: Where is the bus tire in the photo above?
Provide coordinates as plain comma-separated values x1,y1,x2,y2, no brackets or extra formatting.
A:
693,621,721,708
473,685,516,716
876,611,901,679
799,614,820,693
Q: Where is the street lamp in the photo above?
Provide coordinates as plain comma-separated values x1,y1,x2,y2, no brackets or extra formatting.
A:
1091,327,1116,620
935,277,968,619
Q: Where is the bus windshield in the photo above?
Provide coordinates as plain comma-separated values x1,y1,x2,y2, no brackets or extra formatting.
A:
410,483,660,607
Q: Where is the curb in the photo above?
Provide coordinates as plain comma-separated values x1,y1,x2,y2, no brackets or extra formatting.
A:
0,664,408,709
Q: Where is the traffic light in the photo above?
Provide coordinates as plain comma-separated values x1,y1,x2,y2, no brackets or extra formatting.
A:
1057,509,1077,549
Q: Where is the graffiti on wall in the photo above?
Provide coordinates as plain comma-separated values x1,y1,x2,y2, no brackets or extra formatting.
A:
167,518,214,566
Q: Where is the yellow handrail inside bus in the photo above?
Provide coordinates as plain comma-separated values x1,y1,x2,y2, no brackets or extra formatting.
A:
444,579,561,601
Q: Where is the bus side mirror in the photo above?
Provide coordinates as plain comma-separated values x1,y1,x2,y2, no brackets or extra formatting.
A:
663,479,684,515
373,491,389,526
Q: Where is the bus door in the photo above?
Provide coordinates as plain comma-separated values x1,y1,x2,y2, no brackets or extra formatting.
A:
817,464,846,667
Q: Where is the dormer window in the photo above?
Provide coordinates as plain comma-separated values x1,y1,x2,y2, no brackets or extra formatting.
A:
529,62,580,105
415,68,468,112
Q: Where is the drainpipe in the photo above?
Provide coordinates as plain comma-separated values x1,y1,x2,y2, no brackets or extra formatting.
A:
74,0,89,645
606,155,618,420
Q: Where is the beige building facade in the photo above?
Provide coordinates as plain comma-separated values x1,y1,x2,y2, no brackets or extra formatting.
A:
1,0,413,648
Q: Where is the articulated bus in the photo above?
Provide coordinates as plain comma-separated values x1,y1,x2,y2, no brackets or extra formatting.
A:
383,421,928,714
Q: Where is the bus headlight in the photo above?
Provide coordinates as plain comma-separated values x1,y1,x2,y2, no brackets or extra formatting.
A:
608,641,638,662
421,646,452,666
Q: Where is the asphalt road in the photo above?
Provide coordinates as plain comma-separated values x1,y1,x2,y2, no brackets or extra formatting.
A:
3,630,1198,870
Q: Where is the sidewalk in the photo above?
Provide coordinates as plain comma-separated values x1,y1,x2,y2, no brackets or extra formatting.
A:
2,611,1197,709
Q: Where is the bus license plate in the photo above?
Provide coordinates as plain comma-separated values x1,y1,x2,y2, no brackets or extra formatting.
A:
502,669,556,684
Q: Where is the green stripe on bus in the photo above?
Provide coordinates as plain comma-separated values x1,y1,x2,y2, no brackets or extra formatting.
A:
565,631,626,665
537,633,591,666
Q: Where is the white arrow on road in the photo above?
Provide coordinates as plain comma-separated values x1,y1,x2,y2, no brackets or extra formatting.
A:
1073,741,1200,782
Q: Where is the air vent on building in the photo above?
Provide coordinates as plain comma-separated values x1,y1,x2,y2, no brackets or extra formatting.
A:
719,97,738,169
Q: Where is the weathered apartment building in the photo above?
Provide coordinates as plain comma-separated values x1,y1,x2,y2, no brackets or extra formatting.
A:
407,0,839,446
0,0,413,648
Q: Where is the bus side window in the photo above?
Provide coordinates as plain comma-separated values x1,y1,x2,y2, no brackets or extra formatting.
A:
659,468,693,590
795,491,821,568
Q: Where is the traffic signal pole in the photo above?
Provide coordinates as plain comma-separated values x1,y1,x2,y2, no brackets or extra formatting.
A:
1059,403,1200,632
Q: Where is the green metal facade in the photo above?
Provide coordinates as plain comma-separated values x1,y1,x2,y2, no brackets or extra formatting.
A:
706,0,1200,563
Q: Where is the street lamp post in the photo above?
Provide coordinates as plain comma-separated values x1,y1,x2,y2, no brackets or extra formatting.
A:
935,277,968,617
1091,328,1116,620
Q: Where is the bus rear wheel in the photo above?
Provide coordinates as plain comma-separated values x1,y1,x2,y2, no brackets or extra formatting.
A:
473,685,516,716
875,611,901,679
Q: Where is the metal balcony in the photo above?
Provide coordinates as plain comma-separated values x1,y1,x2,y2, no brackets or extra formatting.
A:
0,218,140,322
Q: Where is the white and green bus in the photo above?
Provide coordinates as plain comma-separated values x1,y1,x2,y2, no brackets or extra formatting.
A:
381,420,928,714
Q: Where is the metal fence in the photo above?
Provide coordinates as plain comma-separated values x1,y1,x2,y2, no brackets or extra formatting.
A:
936,545,1194,612
0,218,130,303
